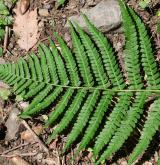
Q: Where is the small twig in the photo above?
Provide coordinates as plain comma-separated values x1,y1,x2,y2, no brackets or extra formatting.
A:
0,142,37,155
0,152,37,158
21,120,49,154
3,26,9,53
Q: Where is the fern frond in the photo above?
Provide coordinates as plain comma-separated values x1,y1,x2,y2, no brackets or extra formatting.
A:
96,92,148,164
63,90,100,152
39,46,50,82
77,91,113,154
128,98,160,165
82,14,124,89
47,89,86,144
40,43,59,84
75,23,110,87
119,0,142,89
31,53,43,81
45,88,74,127
129,8,160,87
54,32,80,86
70,22,93,86
20,85,53,118
49,38,69,85
93,92,133,157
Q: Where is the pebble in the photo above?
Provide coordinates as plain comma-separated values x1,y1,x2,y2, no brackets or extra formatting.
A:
38,9,49,17
66,0,122,33
5,108,20,141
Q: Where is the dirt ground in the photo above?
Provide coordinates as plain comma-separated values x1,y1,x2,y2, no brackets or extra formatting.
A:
0,0,160,165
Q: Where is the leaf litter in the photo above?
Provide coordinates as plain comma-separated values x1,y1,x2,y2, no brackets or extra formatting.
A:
13,0,39,51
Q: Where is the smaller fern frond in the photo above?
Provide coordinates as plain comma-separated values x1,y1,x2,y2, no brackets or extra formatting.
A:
82,14,125,89
75,23,110,87
20,85,53,118
96,92,148,164
49,38,69,85
54,32,80,86
128,98,160,165
30,53,43,81
93,92,133,157
63,90,100,152
47,89,86,144
45,88,74,127
129,8,160,87
76,91,113,155
69,22,93,86
119,0,142,89
21,86,63,117
38,46,50,83
40,43,59,84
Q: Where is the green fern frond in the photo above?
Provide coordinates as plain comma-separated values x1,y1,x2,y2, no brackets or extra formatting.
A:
128,97,160,165
129,8,160,87
75,23,110,87
63,90,100,152
96,92,148,164
47,89,86,144
119,0,142,89
82,14,124,89
0,1,159,164
93,92,133,157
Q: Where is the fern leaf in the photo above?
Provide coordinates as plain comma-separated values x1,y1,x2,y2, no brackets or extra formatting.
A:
96,92,148,164
128,98,160,164
63,90,100,152
40,43,59,84
93,92,133,157
24,82,45,99
70,22,93,86
47,89,86,144
21,86,63,117
31,53,43,81
45,88,74,127
119,0,142,89
20,85,53,118
129,8,160,87
75,23,110,87
82,14,124,89
49,38,69,85
14,80,33,95
28,56,37,80
39,46,50,82
54,32,80,86
77,91,113,154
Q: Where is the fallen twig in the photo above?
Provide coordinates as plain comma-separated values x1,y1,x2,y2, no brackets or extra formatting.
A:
3,26,9,53
21,120,49,154
0,142,37,155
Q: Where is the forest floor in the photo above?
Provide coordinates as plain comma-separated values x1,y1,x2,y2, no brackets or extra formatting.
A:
0,0,160,165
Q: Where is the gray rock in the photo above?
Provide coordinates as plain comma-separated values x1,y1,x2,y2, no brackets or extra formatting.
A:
66,0,121,32
5,108,20,141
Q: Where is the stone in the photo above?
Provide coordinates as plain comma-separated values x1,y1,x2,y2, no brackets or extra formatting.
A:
5,108,20,140
65,0,122,32
38,9,49,17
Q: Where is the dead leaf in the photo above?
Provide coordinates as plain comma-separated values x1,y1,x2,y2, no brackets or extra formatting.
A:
11,156,30,165
20,0,30,14
13,1,39,51
21,125,43,142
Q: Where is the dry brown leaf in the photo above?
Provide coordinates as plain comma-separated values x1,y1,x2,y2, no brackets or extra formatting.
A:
21,125,43,142
13,1,39,51
20,0,30,14
11,156,30,165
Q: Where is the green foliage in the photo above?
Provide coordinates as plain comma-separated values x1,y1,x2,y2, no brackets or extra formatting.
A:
56,0,67,8
139,0,150,9
0,0,160,164
0,0,12,39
